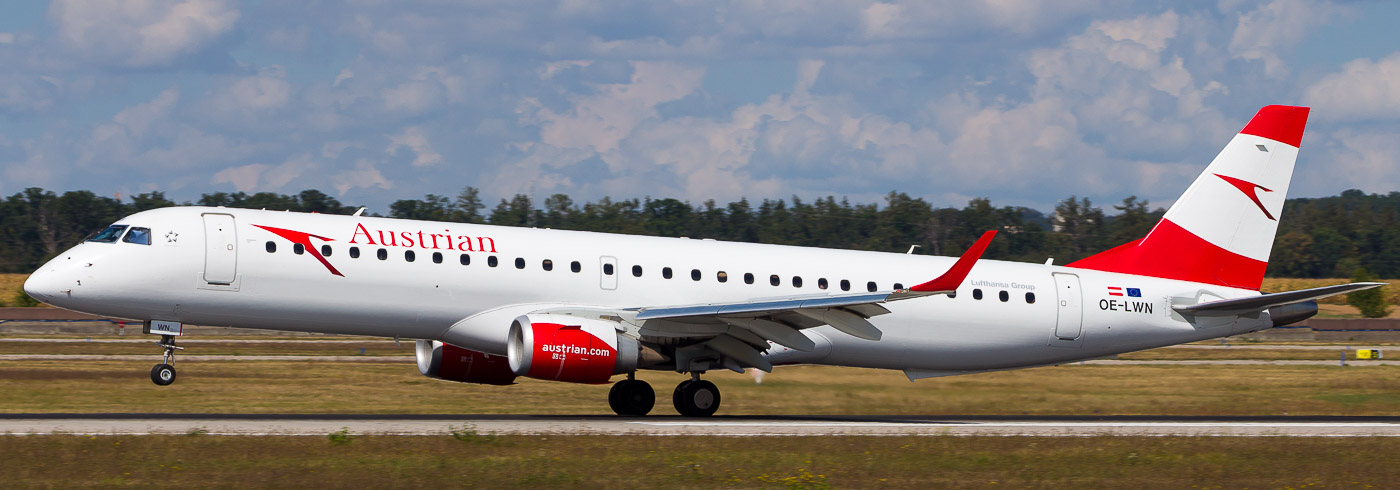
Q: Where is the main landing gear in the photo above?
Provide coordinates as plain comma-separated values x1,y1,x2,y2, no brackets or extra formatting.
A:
608,372,723,417
150,334,183,386
608,373,655,416
672,373,721,417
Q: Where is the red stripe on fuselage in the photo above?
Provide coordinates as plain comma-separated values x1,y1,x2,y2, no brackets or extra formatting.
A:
1066,219,1267,290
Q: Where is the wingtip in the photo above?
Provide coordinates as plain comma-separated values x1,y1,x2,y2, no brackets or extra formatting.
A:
908,230,996,293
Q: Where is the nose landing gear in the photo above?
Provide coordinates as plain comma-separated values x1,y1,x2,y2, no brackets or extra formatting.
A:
150,334,182,386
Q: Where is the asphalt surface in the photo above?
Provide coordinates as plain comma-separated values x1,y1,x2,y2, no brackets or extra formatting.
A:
2,414,1398,437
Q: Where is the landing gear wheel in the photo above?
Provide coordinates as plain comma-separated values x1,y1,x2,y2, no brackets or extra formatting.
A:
672,379,720,417
150,334,183,386
608,379,656,416
150,363,176,386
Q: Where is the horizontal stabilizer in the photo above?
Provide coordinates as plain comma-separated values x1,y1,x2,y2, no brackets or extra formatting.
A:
1173,282,1385,317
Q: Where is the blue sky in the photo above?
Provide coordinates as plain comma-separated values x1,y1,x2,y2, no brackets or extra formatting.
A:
1,0,1398,214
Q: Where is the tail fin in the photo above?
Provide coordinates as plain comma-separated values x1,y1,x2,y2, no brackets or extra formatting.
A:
1067,105,1310,290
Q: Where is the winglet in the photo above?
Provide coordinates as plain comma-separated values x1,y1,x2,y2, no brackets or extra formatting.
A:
908,230,996,293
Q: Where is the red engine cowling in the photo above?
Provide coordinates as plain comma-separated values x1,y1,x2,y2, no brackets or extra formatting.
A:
416,340,517,385
506,314,639,384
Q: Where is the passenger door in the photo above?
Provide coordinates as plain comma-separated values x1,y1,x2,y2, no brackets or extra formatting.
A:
1051,273,1083,344
202,213,238,284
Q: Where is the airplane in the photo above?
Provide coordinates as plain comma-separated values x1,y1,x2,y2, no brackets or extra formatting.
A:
23,105,1382,417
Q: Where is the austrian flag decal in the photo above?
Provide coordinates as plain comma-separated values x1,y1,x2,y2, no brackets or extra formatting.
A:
1107,287,1141,297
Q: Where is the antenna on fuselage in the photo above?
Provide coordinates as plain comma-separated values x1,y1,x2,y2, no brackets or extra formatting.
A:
906,245,920,254
353,207,366,217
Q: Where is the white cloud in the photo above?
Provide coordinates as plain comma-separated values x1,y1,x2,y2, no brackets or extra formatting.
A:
49,0,240,67
1303,53,1400,122
1227,0,1345,77
203,67,292,124
332,159,393,195
212,154,317,192
1303,128,1400,194
386,126,443,167
532,61,705,153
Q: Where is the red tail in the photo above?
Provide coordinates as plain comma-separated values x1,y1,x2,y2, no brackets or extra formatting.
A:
1066,106,1309,290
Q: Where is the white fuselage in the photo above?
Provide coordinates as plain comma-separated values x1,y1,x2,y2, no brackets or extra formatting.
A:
25,206,1266,377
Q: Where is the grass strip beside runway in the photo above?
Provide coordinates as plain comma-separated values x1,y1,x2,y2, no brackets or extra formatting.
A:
3,434,1398,487
1,361,1397,416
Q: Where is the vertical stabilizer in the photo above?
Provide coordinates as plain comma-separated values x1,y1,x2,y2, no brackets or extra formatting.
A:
1067,105,1310,290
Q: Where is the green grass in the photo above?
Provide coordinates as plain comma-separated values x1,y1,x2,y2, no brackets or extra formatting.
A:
2,435,1397,488
2,361,1399,416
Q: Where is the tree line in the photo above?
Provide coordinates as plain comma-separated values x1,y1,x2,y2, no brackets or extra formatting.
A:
3,186,1399,279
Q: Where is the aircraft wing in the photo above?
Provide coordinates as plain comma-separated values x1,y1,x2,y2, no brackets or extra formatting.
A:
613,231,995,372
1173,282,1386,317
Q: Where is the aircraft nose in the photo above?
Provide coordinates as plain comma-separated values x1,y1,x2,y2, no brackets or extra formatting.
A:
23,269,56,305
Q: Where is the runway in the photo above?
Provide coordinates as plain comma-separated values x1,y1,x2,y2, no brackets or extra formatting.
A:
2,354,1397,366
3,414,1399,437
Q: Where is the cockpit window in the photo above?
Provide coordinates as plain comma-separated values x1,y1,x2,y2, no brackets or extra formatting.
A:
122,227,152,245
87,225,128,243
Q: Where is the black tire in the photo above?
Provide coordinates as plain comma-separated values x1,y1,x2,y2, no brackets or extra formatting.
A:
671,379,694,416
673,379,720,417
150,363,176,386
608,379,655,416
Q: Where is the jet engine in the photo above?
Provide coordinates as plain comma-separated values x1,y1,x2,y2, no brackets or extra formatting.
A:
416,340,517,385
506,314,639,384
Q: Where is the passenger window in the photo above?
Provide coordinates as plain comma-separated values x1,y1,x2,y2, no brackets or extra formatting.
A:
377,248,388,260
769,275,780,286
972,289,983,300
691,269,702,281
488,256,498,267
840,279,850,291
1025,292,1036,304
866,281,877,292
604,263,615,275
663,267,673,279
818,278,828,290
632,265,642,277
948,291,957,299
405,250,416,262
459,254,470,265
294,243,305,255
893,283,904,290
350,247,360,258
999,290,1009,302
515,258,526,269
433,252,443,264
266,241,276,253
744,273,754,284
122,227,152,245
322,245,333,257
542,259,553,271
793,276,803,288
717,271,728,283
87,224,128,243
571,261,581,273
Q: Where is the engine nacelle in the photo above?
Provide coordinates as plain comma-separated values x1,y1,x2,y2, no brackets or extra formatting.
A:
416,340,517,385
506,314,639,384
